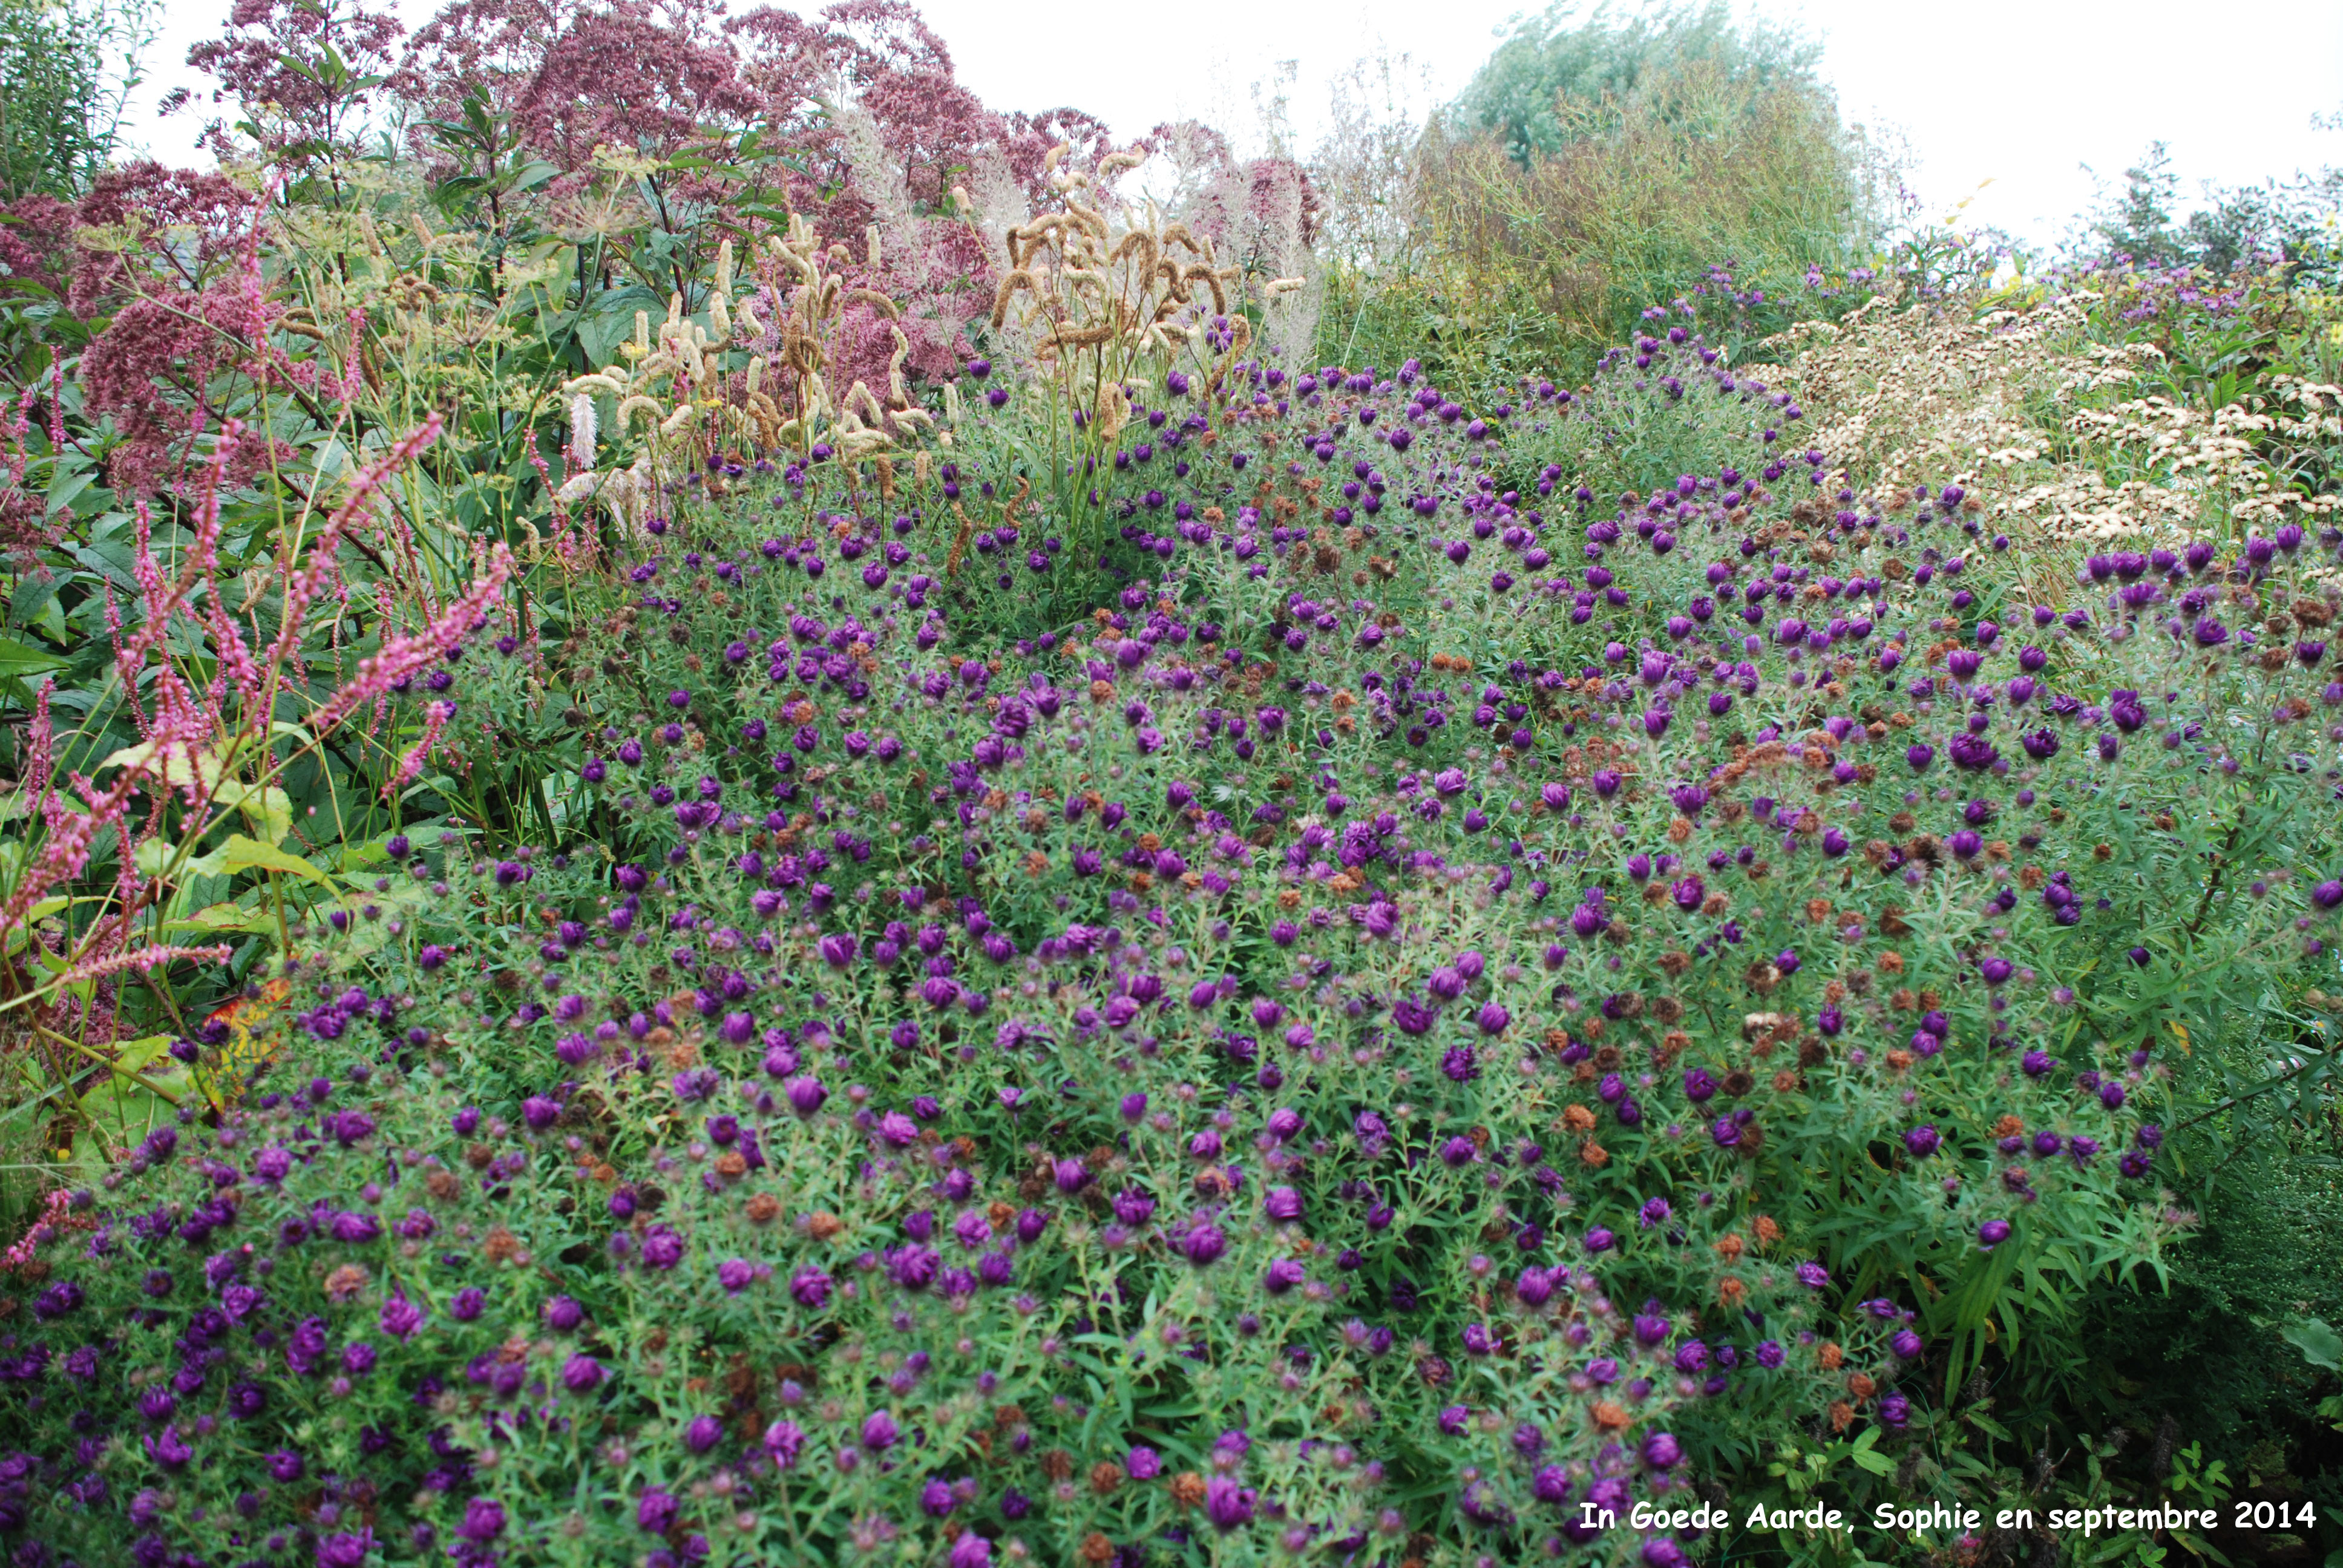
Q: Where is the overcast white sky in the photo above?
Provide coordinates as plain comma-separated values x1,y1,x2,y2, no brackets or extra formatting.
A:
125,0,2343,247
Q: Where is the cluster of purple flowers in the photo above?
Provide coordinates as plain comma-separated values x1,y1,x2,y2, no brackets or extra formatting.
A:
8,302,2342,1568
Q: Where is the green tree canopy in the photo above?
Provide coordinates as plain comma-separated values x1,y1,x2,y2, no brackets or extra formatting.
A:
1452,0,1822,164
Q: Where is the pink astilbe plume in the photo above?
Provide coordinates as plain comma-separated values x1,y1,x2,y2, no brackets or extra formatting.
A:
0,710,202,962
1,1191,74,1271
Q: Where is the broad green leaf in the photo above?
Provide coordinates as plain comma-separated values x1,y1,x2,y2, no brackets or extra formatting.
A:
102,738,226,791
210,835,332,884
72,1034,190,1149
216,780,295,846
0,635,64,676
2282,1318,2343,1372
111,1033,176,1074
165,902,278,936
133,837,183,880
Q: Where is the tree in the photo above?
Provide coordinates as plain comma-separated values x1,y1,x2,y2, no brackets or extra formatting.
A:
0,0,156,200
1450,0,1821,165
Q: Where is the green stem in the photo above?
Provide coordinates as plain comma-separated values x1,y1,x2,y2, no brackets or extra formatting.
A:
31,1022,185,1106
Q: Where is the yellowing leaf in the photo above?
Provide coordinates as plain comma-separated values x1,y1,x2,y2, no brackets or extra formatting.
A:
197,976,292,1110
2169,1019,2191,1055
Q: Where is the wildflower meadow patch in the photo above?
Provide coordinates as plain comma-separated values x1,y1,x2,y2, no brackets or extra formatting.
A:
0,2,2339,1565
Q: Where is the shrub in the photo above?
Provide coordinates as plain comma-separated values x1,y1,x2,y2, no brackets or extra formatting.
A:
0,0,154,201
1412,59,1879,393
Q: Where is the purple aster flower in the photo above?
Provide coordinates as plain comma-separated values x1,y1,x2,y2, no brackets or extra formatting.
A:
763,1419,805,1468
457,1497,506,1543
1205,1476,1256,1532
790,1266,833,1308
315,1529,375,1567
637,1487,680,1533
1180,1221,1228,1266
379,1292,425,1341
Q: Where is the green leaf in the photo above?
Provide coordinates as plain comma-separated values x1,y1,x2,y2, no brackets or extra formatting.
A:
216,780,295,846
2282,1318,2343,1372
165,902,278,936
111,1033,176,1075
209,835,332,884
0,635,64,677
